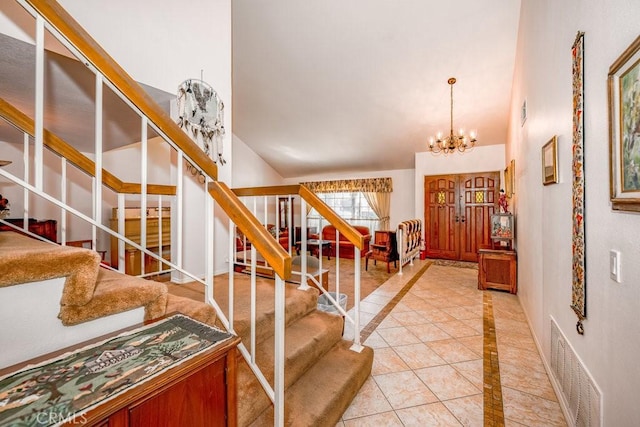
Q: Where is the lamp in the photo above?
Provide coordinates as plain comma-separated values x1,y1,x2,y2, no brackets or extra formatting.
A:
428,77,477,154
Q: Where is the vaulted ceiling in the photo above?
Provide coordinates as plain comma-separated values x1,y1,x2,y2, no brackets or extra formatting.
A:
232,0,522,178
0,1,522,179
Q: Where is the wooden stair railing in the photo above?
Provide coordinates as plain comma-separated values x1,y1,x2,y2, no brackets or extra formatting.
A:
232,184,369,251
0,97,175,196
17,0,290,280
209,182,292,280
22,0,217,182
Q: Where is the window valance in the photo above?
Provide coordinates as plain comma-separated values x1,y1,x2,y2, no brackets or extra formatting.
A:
300,177,393,193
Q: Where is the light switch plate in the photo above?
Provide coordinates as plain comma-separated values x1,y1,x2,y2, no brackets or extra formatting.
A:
609,250,621,283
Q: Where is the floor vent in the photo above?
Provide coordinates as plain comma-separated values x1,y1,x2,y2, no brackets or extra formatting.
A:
550,317,602,427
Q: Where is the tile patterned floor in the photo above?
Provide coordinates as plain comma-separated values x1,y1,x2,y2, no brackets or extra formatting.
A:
339,261,566,427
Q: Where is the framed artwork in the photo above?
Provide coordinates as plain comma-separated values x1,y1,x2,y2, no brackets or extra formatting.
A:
542,136,559,185
504,164,512,197
571,31,586,335
490,213,514,240
608,35,640,212
510,159,516,194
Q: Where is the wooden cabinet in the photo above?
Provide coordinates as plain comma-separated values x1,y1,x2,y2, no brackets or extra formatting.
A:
110,207,170,275
478,249,517,294
0,218,57,242
0,318,240,427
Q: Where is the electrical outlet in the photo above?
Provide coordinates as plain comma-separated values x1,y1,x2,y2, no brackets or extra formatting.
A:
609,250,621,283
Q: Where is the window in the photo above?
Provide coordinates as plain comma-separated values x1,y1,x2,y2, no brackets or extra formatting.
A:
309,192,379,231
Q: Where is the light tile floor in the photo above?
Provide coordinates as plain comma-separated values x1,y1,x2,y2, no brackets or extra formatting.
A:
339,261,566,426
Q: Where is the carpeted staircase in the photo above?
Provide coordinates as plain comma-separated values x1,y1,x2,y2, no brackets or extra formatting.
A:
0,231,216,327
230,283,372,426
168,274,374,426
1,231,374,425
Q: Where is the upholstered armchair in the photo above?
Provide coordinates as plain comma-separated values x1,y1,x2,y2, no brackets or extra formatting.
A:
365,230,399,273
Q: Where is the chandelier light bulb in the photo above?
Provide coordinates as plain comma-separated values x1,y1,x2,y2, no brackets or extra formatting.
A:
428,77,477,154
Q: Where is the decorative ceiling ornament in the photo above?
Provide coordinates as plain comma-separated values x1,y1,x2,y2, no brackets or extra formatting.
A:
428,77,477,154
176,79,226,170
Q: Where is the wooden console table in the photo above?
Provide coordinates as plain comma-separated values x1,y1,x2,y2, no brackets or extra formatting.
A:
0,315,240,427
478,248,517,294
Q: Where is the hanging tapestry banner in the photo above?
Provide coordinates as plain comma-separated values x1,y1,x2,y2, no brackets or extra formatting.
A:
571,31,586,335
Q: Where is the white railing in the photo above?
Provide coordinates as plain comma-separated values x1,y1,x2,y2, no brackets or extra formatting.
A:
2,1,293,424
232,190,368,352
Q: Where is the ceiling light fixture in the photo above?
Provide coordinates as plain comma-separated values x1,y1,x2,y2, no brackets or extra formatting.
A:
428,77,477,154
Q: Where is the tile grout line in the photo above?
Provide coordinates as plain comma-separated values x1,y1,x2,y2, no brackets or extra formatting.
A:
360,261,433,342
483,291,505,426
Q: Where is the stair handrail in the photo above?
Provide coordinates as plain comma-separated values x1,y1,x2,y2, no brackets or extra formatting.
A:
0,97,175,196
232,184,370,250
22,0,217,182
210,182,292,279
20,0,290,280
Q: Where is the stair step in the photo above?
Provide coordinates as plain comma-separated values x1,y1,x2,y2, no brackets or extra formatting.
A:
250,340,374,426
211,277,320,345
0,231,101,306
58,268,167,325
164,294,217,326
237,310,345,426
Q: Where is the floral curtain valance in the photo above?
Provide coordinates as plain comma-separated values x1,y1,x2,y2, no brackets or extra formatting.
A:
300,177,393,193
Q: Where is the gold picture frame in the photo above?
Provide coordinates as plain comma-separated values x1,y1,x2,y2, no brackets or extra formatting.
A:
542,136,558,185
608,35,640,212
504,164,512,197
510,159,515,195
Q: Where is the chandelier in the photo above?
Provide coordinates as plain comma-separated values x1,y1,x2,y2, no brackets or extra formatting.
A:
428,77,477,154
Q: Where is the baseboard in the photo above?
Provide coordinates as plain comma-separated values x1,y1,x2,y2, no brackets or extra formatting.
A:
518,302,573,426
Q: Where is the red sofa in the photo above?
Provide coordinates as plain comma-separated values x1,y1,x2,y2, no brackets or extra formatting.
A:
321,225,371,259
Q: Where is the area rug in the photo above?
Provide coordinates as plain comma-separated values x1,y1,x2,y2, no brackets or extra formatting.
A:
432,258,479,270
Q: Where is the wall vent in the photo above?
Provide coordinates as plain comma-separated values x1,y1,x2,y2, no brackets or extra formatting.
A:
550,317,602,427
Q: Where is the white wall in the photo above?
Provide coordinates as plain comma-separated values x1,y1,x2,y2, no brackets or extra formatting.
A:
0,139,100,245
57,0,233,277
510,0,640,424
232,134,285,188
414,144,506,225
284,168,415,230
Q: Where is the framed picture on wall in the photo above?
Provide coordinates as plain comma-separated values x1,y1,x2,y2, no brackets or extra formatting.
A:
542,136,558,185
510,159,516,194
504,164,512,197
608,35,640,212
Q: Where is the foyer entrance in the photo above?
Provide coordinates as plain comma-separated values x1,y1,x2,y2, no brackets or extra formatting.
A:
424,172,500,262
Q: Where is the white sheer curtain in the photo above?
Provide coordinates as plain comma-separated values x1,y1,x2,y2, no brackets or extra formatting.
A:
363,191,390,230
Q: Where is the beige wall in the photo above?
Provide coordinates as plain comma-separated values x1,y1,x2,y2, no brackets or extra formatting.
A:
510,0,640,423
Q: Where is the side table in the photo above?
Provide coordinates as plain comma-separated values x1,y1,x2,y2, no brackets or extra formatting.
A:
478,248,517,294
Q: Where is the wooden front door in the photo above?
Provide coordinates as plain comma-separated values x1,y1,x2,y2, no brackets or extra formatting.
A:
424,172,499,261
424,175,458,260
